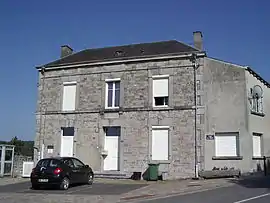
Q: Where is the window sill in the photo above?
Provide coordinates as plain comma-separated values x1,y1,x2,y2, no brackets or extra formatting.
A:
251,110,265,117
252,156,264,160
61,110,76,114
152,106,170,110
102,107,123,114
212,156,243,160
149,160,170,164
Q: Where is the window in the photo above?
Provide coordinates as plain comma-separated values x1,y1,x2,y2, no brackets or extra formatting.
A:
198,114,204,124
104,126,121,136
63,159,75,168
151,127,169,161
253,133,262,157
37,159,61,167
153,76,169,107
215,132,239,157
62,82,77,111
197,95,202,106
72,158,85,168
105,79,120,108
249,88,263,114
196,80,201,90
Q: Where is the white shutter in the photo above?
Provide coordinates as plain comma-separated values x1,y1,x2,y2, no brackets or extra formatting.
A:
215,134,237,156
253,135,261,157
62,83,76,111
153,78,168,97
152,129,169,160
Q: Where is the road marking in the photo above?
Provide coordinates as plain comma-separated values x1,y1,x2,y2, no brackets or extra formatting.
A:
233,193,270,203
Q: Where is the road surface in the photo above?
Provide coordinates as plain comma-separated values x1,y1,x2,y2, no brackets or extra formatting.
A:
141,177,270,203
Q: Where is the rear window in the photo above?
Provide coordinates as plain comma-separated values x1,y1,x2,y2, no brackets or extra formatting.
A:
37,159,61,167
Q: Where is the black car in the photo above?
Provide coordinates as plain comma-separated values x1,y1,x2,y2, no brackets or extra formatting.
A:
30,157,94,190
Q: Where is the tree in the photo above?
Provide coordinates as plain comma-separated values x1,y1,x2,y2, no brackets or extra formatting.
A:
0,137,34,157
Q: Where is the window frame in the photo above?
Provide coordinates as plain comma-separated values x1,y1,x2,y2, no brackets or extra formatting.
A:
151,126,170,162
152,75,169,108
105,78,121,109
213,132,241,159
62,81,77,111
252,133,263,158
71,158,85,168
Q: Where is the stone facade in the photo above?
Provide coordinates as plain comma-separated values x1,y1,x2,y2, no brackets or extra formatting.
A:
13,155,33,177
35,58,202,179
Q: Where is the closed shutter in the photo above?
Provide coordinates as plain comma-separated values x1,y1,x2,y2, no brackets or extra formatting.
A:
215,133,238,157
62,83,76,111
152,129,169,160
153,79,168,97
253,135,261,157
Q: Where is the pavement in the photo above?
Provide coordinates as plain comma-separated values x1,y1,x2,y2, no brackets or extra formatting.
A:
0,175,269,203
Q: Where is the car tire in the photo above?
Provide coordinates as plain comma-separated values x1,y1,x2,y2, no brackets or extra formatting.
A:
32,184,40,190
60,177,70,190
87,173,94,185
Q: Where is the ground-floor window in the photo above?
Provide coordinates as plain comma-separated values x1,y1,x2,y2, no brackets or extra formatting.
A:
252,133,262,157
215,132,239,157
151,127,169,161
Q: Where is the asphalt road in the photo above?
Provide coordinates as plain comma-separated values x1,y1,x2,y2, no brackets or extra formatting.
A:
0,181,146,195
141,177,270,203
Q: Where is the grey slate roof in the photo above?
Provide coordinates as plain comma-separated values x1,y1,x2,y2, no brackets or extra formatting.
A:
41,40,199,68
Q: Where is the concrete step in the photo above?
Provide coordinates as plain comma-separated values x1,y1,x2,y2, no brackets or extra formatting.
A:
94,172,131,179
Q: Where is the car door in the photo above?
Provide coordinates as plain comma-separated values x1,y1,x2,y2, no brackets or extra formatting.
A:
71,158,88,183
62,158,79,184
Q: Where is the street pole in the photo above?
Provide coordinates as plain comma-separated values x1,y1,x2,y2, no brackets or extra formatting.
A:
191,53,199,179
38,67,46,161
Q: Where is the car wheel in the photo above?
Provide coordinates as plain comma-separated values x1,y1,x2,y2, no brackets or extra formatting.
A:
31,184,40,190
87,173,94,185
60,177,70,190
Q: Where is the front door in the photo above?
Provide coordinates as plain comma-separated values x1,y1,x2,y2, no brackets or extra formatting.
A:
103,127,120,171
60,127,74,157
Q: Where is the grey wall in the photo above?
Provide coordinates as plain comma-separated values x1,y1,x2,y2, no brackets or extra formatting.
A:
246,71,270,171
203,58,251,172
35,58,199,179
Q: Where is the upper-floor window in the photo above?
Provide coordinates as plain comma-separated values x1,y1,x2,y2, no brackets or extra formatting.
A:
62,82,77,111
105,79,120,108
152,76,169,107
249,87,263,114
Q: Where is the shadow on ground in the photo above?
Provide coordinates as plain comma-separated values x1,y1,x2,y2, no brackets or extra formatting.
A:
228,175,270,190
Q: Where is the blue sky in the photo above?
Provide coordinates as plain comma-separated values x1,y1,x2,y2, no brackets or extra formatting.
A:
0,0,269,141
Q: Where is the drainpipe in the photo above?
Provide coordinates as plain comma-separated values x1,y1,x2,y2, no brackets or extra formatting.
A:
191,53,200,179
38,67,46,161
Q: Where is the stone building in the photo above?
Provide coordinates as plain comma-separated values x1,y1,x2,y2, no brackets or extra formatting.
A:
35,32,270,179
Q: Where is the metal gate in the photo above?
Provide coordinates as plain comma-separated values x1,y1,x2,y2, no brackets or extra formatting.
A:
0,145,15,177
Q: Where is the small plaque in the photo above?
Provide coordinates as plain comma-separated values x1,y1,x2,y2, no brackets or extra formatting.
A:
206,135,214,140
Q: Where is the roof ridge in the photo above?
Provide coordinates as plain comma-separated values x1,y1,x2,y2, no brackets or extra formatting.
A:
82,40,180,52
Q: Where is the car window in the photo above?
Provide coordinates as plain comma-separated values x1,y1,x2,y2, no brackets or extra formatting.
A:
63,159,75,168
37,159,60,167
72,158,85,168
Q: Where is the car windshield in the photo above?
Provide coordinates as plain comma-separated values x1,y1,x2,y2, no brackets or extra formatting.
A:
37,159,61,167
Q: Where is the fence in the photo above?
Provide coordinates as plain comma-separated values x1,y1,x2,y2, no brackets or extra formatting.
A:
0,145,15,177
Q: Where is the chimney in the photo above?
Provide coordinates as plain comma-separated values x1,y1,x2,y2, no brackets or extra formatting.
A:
61,45,73,58
193,31,203,51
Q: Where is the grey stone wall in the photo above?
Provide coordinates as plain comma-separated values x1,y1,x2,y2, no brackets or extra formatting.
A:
35,58,201,179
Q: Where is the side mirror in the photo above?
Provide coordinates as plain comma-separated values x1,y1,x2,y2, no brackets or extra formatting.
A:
85,165,89,168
